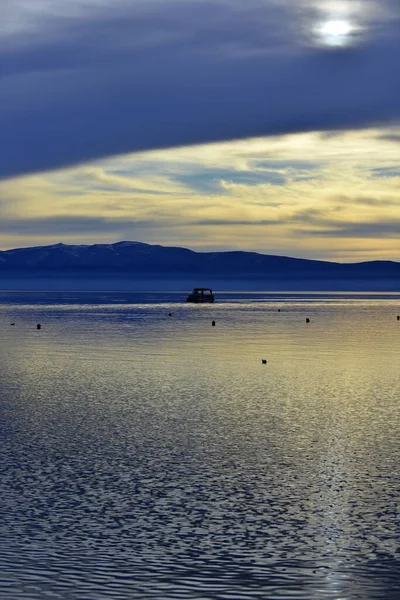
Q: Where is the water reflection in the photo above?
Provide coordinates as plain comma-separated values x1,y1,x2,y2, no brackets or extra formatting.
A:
0,292,399,599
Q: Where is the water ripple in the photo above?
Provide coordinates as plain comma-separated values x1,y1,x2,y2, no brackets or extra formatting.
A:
0,292,399,599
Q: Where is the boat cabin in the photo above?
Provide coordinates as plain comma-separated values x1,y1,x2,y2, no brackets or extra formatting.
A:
186,288,215,303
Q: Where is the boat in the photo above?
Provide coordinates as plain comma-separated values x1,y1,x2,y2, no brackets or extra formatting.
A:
186,288,215,303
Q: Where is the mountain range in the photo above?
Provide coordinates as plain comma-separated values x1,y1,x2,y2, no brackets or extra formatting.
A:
0,241,399,290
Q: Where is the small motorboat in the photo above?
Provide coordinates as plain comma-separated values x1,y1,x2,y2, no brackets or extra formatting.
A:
186,288,215,303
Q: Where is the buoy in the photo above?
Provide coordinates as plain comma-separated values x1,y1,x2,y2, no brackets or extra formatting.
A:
278,309,281,312
306,318,310,323
212,320,216,327
262,359,267,364
168,312,172,317
10,323,15,326
37,324,41,330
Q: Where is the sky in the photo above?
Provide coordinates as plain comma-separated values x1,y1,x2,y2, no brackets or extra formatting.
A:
1,0,399,261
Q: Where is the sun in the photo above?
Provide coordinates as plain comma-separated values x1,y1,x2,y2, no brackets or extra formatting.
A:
317,19,353,47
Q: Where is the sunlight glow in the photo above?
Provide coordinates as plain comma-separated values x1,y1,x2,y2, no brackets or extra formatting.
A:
317,19,353,47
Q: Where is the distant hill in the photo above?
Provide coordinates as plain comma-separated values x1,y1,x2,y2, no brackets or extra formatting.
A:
0,241,399,290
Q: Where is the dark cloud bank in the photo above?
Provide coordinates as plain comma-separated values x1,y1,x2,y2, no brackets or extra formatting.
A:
1,0,400,179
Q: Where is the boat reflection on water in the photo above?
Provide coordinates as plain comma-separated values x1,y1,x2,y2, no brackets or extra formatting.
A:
186,287,215,303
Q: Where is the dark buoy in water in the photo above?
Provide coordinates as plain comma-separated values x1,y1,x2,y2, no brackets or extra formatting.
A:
306,318,310,323
37,324,41,330
10,323,15,326
278,309,281,312
262,359,267,364
168,312,172,317
212,320,216,327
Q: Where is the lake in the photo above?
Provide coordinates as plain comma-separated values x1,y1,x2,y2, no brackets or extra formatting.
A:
0,291,399,599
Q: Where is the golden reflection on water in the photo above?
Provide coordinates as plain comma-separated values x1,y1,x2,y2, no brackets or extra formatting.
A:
0,293,399,599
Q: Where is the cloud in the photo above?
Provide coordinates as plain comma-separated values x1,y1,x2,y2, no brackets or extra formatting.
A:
336,195,400,207
0,216,132,235
1,0,400,178
300,220,400,238
1,127,399,261
377,134,400,143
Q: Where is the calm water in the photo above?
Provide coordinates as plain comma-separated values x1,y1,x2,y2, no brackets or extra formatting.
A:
0,291,399,600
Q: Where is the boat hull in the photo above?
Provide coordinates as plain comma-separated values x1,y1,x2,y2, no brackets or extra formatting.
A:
186,295,215,303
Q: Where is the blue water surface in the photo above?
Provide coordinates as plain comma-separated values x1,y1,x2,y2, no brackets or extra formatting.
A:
0,291,399,599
